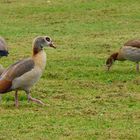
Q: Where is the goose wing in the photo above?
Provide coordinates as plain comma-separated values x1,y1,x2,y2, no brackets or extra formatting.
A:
0,58,35,93
124,40,140,48
1,58,35,81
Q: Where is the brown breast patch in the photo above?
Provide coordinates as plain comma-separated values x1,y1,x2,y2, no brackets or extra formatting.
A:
0,79,12,93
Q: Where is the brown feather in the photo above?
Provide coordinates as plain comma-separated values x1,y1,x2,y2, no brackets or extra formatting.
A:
1,58,35,81
0,79,12,93
124,40,140,48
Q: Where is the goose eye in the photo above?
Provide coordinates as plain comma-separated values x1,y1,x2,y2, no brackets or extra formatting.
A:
45,37,50,42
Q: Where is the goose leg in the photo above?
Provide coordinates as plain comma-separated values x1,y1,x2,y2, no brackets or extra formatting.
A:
15,90,19,107
136,62,139,72
26,90,45,106
0,95,2,103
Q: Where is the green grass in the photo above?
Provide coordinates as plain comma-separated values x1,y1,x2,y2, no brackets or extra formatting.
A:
0,0,140,139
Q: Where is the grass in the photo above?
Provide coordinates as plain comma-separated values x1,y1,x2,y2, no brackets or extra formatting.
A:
0,0,140,139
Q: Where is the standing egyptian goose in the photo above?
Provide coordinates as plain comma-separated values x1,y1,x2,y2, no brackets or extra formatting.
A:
0,37,9,74
0,36,55,107
106,39,140,72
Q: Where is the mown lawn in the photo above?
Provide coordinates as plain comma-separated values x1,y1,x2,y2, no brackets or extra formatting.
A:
0,0,140,139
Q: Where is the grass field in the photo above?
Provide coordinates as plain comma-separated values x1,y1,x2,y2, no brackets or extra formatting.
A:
0,0,140,139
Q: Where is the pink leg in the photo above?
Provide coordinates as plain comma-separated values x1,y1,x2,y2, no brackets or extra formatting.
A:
136,62,139,72
28,95,45,105
15,91,19,107
26,90,45,106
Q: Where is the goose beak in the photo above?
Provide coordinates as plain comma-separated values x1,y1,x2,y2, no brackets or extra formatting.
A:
106,65,111,71
107,66,110,71
49,43,56,49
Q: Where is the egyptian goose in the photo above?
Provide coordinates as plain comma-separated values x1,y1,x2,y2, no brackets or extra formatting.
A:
0,36,55,107
106,39,140,72
0,37,9,74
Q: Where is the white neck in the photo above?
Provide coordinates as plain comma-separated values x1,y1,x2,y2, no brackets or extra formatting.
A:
33,50,47,71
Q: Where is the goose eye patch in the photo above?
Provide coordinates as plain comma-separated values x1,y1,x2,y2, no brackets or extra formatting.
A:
45,37,50,42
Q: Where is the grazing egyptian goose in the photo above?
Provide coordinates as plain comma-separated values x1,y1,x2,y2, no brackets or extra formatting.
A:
0,36,55,107
106,39,140,72
0,37,9,74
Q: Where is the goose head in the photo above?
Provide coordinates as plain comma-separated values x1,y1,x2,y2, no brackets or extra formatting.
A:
106,57,114,71
106,52,118,71
33,36,55,55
